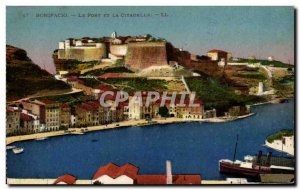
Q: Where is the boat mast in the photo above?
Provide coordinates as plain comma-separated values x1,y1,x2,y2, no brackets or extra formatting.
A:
233,134,239,162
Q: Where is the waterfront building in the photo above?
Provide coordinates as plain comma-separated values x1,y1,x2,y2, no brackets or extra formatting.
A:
21,100,46,132
53,174,77,185
60,103,71,129
75,101,104,127
128,97,142,120
23,99,61,132
6,107,21,135
19,109,41,134
70,114,77,127
92,161,201,185
136,174,201,185
92,163,139,184
128,96,204,120
171,100,204,119
117,102,129,121
20,112,34,134
45,101,60,131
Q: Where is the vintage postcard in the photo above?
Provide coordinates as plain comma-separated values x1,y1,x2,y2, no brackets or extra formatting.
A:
6,6,295,185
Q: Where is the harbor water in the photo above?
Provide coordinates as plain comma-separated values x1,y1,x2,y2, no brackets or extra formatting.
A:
7,99,294,180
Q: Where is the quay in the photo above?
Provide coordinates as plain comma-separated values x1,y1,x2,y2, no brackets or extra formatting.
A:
7,178,261,185
6,113,255,145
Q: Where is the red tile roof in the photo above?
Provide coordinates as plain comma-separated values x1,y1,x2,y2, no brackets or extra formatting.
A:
6,107,21,113
97,73,124,79
173,175,202,184
66,76,79,82
207,49,228,54
93,163,139,180
61,103,70,109
94,84,115,92
53,174,77,185
97,73,134,79
136,175,166,185
118,101,129,107
155,98,203,107
136,175,201,185
77,101,100,111
20,113,34,121
35,99,56,105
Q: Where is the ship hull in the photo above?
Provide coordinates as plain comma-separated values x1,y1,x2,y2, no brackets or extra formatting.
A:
219,161,271,178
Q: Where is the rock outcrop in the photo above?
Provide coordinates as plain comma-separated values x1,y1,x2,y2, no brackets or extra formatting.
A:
6,45,71,101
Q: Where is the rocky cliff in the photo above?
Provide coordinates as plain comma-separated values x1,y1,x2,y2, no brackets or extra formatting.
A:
7,45,71,101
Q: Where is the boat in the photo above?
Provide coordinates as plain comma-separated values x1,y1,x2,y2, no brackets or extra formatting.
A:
12,147,24,154
70,131,85,135
6,145,16,150
219,135,295,178
35,137,47,141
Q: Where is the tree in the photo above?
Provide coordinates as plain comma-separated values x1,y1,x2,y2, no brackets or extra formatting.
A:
145,34,152,39
158,106,169,117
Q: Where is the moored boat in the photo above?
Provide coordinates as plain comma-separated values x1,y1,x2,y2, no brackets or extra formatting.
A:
219,152,294,178
6,145,16,150
12,147,24,154
35,137,47,141
219,136,295,179
71,131,85,135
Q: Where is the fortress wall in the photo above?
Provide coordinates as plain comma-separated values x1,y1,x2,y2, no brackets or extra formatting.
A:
110,45,128,56
57,46,106,62
125,42,168,71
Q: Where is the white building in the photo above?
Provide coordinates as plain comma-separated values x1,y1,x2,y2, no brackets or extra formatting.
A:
111,31,117,39
53,174,77,185
58,42,65,49
75,40,83,46
64,39,71,49
128,98,142,120
92,163,139,184
21,109,41,133
265,135,294,156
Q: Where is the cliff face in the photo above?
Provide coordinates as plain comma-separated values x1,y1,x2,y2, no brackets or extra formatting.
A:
6,45,71,101
125,42,169,71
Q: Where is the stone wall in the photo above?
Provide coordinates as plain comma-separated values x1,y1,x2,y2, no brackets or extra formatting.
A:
125,42,168,71
110,44,128,56
58,46,106,62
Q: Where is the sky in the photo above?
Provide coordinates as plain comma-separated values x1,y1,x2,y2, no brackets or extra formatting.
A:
6,6,294,74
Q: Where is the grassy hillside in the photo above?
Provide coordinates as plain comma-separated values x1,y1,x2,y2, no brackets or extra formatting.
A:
82,77,168,93
83,66,134,76
267,129,293,143
186,76,265,114
7,45,71,101
230,58,293,68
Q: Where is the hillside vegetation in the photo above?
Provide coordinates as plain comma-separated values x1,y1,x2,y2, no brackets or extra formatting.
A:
267,129,293,143
7,45,71,101
230,58,293,68
186,76,265,114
